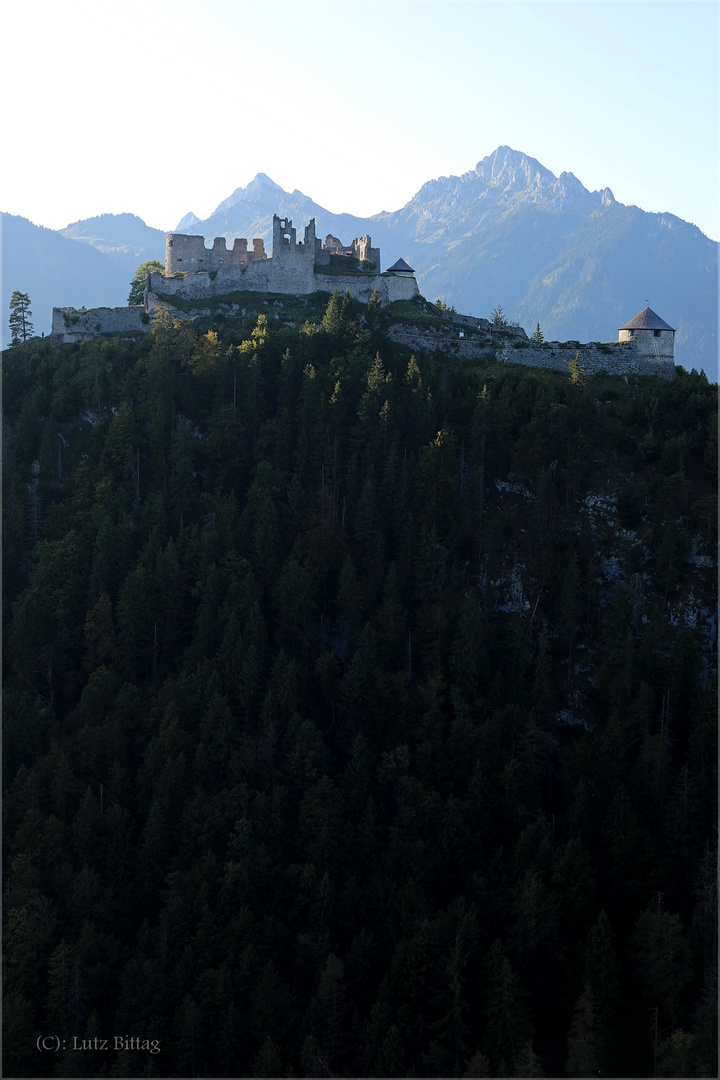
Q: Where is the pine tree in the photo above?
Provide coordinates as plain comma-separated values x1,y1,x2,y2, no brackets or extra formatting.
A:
565,988,604,1077
252,1036,284,1078
630,900,693,1029
530,322,544,344
9,290,34,374
569,351,585,385
514,1038,545,1077
483,939,532,1074
9,290,33,347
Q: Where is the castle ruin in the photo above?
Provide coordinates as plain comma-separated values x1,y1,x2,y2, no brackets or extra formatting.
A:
51,214,417,343
48,217,676,379
149,215,398,308
165,233,267,274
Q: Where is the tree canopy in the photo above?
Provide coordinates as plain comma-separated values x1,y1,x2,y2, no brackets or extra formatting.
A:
1,290,716,1078
128,260,164,305
9,290,34,346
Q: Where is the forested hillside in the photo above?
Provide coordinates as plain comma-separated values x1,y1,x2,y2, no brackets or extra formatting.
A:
2,291,717,1078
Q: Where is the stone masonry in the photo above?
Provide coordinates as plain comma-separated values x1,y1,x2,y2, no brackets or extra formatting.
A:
48,217,676,381
51,305,149,345
501,341,675,379
165,233,267,274
145,215,415,307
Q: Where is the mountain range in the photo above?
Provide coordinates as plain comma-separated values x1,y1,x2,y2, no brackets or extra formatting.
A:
2,147,717,379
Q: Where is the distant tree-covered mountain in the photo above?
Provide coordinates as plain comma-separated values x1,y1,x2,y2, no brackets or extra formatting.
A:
0,213,162,347
59,212,167,264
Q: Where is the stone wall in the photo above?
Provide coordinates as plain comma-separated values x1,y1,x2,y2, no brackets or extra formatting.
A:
501,340,675,379
618,327,674,359
48,301,674,381
382,325,674,379
146,263,417,306
344,272,417,304
385,321,523,359
166,233,267,274
320,232,379,268
51,306,150,344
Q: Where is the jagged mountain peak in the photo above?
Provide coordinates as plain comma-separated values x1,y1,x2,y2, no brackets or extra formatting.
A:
211,173,286,217
176,211,202,231
408,146,595,210
474,146,557,192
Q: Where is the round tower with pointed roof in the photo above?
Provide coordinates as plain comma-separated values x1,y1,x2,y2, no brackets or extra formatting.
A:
618,305,675,370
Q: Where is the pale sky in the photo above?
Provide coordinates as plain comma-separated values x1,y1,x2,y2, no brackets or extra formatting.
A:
1,0,718,239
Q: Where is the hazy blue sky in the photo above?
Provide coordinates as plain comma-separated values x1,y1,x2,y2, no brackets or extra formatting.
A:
2,0,718,238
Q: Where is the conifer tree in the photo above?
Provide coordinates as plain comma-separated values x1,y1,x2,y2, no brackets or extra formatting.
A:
565,988,604,1077
514,1038,545,1077
9,290,33,347
630,901,693,1029
569,351,585,385
9,290,33,374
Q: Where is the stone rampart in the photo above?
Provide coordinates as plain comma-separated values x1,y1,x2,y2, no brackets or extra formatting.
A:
385,321,524,359
502,341,675,379
166,233,266,274
147,263,417,306
51,306,150,344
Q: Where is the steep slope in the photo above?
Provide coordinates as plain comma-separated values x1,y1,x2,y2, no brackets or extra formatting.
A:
2,306,717,1079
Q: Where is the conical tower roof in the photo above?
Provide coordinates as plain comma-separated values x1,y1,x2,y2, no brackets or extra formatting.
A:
386,257,415,273
620,306,675,332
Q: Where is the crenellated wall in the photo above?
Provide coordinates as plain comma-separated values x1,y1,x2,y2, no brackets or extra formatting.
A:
149,215,414,305
165,233,267,274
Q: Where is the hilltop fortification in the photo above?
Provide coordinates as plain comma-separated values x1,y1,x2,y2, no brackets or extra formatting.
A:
147,215,410,307
51,215,416,343
48,216,675,379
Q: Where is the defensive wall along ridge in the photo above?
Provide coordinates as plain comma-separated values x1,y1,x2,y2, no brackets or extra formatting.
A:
48,214,677,379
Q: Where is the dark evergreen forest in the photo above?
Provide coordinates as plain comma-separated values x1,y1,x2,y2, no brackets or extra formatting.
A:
2,291,717,1078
